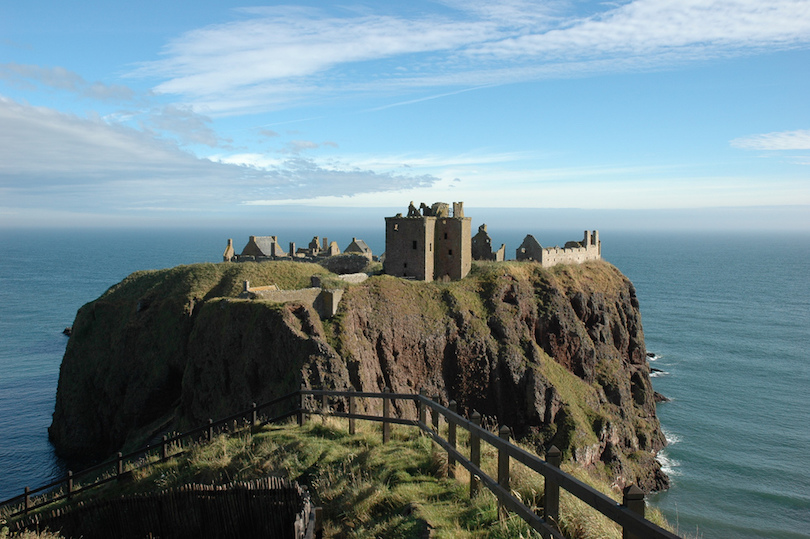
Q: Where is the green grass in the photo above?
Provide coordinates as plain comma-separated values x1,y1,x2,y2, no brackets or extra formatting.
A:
5,417,674,539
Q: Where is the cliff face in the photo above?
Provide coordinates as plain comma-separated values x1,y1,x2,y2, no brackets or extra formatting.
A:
50,260,668,492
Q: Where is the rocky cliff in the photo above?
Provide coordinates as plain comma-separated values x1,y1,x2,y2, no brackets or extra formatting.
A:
50,260,668,492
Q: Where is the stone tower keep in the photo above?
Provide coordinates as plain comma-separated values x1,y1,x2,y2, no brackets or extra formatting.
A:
384,201,471,281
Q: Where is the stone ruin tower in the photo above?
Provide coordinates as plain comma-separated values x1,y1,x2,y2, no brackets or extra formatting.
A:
384,201,471,281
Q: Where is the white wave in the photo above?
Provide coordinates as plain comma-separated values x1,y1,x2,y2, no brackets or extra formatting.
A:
657,450,682,477
650,370,669,378
662,428,682,445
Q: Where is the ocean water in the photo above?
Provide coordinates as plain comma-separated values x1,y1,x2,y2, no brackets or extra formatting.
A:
0,228,808,538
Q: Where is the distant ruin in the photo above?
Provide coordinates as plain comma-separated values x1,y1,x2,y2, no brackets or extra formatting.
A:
516,230,601,267
471,224,505,262
223,203,600,280
224,235,372,263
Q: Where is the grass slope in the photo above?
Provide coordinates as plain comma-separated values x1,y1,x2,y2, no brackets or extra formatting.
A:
6,418,672,539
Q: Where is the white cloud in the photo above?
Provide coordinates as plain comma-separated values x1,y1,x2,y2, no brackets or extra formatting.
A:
0,97,439,215
472,0,810,59
145,104,226,147
0,62,135,102
131,0,810,115
730,129,810,150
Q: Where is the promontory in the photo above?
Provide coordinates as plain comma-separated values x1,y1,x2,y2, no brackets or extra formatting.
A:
49,258,669,493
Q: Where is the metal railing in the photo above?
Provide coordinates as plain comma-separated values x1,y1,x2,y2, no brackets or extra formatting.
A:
1,388,679,539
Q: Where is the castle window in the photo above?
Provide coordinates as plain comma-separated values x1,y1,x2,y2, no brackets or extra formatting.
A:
394,224,399,231
448,249,453,256
412,240,417,249
404,262,408,268
444,232,448,239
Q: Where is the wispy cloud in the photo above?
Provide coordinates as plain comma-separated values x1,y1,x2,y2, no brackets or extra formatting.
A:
144,104,227,147
0,97,439,215
730,129,810,150
0,62,135,102
132,0,810,115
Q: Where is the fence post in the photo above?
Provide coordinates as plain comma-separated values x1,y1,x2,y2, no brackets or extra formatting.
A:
544,445,561,526
321,392,328,414
117,452,123,476
67,470,73,498
161,435,168,461
298,389,305,426
622,485,645,539
382,387,391,444
24,486,30,514
448,400,457,479
349,394,356,435
431,395,440,432
251,402,258,429
498,425,510,519
208,418,214,442
470,411,481,498
418,389,426,426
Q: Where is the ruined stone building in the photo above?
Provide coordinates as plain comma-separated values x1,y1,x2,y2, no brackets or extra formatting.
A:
241,236,287,259
292,237,340,258
384,201,471,281
344,238,373,260
224,235,366,263
516,230,601,267
471,224,505,262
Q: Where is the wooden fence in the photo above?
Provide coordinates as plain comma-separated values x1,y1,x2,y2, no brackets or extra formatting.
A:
8,477,317,539
1,388,679,539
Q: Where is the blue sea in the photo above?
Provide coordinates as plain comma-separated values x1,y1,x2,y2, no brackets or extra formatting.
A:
1,227,808,538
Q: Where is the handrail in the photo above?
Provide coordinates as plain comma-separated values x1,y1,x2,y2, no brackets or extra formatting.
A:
1,388,679,539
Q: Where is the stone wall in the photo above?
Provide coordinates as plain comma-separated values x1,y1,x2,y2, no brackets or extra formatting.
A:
384,215,435,281
384,201,471,281
517,230,601,267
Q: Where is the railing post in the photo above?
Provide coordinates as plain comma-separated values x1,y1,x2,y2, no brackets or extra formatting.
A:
208,418,214,442
251,402,258,429
161,435,168,460
297,389,305,426
67,470,73,498
349,394,356,435
448,400,457,478
382,387,391,444
622,485,645,539
431,395,440,432
418,389,426,426
498,425,510,519
470,411,481,498
117,452,123,476
24,486,30,514
544,445,561,526
321,392,328,414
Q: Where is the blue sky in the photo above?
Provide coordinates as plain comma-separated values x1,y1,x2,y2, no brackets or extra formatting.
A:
1,0,809,229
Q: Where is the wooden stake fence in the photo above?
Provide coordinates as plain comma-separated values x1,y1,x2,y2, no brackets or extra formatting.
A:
1,388,679,539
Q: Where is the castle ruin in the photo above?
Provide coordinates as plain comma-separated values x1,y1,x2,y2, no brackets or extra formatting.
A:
471,224,505,262
383,201,471,282
223,202,601,279
516,230,601,267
